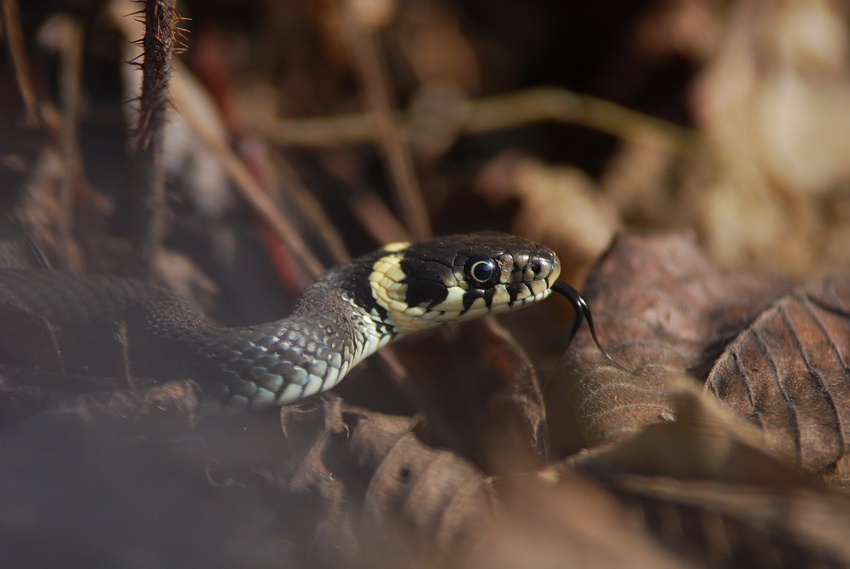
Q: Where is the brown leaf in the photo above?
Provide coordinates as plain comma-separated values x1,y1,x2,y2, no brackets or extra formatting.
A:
565,383,850,568
250,397,496,569
564,230,850,477
397,318,547,474
610,476,850,569
478,472,692,569
351,411,495,568
707,275,850,475
571,381,811,486
263,396,689,569
559,231,795,446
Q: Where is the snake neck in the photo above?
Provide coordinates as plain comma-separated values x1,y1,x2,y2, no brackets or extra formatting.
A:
181,270,399,411
290,248,402,348
289,270,400,365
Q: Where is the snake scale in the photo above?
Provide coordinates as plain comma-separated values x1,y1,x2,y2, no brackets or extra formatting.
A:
0,232,574,412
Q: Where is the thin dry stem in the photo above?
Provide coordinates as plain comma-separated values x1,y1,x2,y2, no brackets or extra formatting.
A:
2,0,40,125
167,61,327,280
256,87,703,158
57,17,85,268
338,0,430,240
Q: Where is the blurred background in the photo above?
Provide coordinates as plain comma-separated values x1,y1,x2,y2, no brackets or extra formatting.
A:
3,1,850,567
5,0,850,290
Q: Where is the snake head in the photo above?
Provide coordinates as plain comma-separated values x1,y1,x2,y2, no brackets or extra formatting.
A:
368,232,561,335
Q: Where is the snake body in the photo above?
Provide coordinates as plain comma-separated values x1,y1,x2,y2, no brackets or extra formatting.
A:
0,233,560,410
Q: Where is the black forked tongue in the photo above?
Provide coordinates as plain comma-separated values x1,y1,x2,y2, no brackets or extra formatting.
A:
552,281,628,371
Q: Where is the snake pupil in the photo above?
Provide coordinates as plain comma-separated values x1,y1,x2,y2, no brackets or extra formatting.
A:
464,256,500,288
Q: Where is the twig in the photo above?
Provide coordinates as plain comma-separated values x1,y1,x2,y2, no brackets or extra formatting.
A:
338,0,431,240
464,87,702,155
348,188,409,245
2,0,40,125
168,62,327,280
57,16,85,268
255,86,703,158
131,0,178,276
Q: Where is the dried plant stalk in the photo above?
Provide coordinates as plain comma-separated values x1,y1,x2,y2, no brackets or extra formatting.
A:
57,17,84,268
2,0,40,125
131,0,179,275
255,87,702,158
338,0,431,240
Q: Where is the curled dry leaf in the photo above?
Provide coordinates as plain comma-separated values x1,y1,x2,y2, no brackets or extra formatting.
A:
609,476,850,569
565,230,850,478
396,318,546,474
570,381,811,486
707,275,850,476
565,383,850,568
477,472,691,569
560,231,794,446
257,396,496,569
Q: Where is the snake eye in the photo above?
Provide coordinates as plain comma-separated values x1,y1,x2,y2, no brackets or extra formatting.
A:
464,255,500,288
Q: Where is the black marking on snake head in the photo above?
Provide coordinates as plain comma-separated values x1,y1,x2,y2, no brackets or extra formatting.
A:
401,258,450,309
306,247,390,321
461,287,495,315
506,282,526,303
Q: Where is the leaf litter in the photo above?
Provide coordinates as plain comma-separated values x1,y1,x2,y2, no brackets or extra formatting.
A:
2,0,850,568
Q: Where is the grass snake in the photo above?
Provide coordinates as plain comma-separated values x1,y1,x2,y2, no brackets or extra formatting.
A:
0,232,610,412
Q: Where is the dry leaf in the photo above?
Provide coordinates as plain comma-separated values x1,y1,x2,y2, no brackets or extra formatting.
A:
560,231,793,446
692,0,850,272
397,318,547,474
478,472,691,569
565,383,850,568
571,381,810,486
565,230,850,480
257,397,496,568
707,275,850,475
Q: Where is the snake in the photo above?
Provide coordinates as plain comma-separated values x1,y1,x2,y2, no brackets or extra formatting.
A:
0,232,613,412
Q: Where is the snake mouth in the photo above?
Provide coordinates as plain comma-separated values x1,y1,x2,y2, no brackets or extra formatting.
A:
391,283,555,330
384,270,558,332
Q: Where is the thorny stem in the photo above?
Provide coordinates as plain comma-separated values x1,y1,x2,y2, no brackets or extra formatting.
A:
109,0,329,284
132,0,179,276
